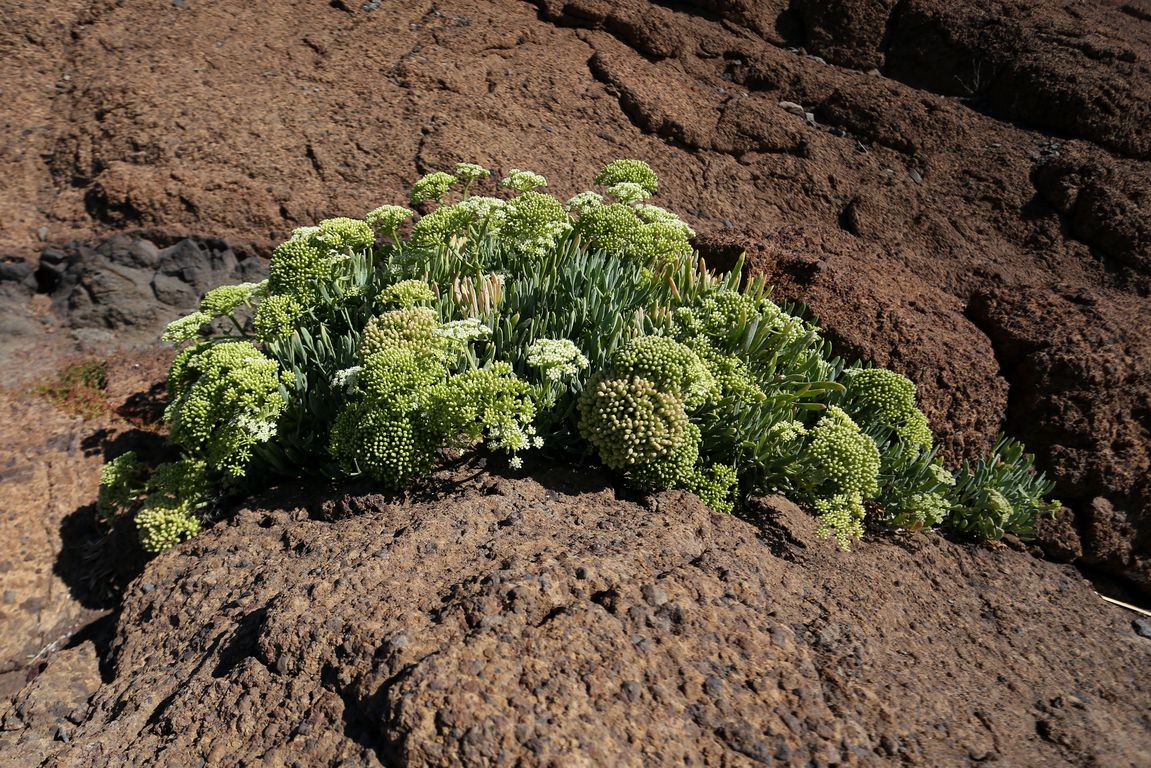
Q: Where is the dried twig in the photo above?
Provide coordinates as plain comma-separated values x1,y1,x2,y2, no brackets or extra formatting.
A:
1096,592,1151,619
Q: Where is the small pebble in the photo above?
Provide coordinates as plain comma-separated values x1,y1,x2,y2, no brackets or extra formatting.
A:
1134,617,1151,639
778,100,805,117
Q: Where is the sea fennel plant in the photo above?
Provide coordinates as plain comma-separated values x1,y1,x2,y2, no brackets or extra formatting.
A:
99,160,1059,554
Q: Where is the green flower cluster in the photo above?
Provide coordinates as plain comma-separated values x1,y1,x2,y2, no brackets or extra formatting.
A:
410,171,458,204
527,338,589,381
841,367,933,449
165,342,286,479
134,459,209,553
99,454,209,553
102,158,1058,561
200,281,264,317
331,309,535,487
801,407,881,498
577,337,738,512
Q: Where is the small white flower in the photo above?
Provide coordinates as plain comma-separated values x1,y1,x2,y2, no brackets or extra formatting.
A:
565,191,604,215
606,182,651,205
331,366,363,391
509,456,524,470
526,338,589,380
501,169,548,192
436,318,490,343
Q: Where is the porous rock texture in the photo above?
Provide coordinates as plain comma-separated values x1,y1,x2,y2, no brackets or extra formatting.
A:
3,468,1150,767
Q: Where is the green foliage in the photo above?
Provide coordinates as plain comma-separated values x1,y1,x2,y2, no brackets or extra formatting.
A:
949,437,1060,540
104,159,1059,557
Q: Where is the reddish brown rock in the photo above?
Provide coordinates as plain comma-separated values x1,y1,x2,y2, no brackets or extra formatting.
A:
3,470,1150,767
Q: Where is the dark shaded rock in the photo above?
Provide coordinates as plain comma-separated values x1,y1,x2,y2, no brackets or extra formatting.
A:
1034,507,1084,563
40,235,265,339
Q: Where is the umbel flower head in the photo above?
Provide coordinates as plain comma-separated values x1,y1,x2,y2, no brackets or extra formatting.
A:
165,341,286,479
365,204,415,235
527,338,589,381
501,169,548,192
595,159,659,194
802,406,881,498
410,171,459,205
577,374,688,470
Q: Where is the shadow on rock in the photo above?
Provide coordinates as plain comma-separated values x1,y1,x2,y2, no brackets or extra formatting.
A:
56,429,172,610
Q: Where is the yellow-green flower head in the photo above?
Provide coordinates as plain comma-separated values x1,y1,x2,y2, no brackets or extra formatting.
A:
565,191,604,215
610,335,716,409
984,488,1014,526
253,294,304,341
527,338,589,381
903,492,951,528
690,462,739,515
769,420,808,445
804,406,881,497
162,311,212,344
330,402,435,488
164,341,287,479
630,221,694,267
501,168,548,192
575,203,641,257
268,237,332,303
425,364,536,455
842,367,933,449
379,279,437,309
689,342,764,402
365,204,415,234
815,492,866,551
634,204,696,237
317,217,375,250
928,462,956,487
199,282,263,317
577,374,689,470
408,204,476,249
358,346,447,406
607,181,652,206
98,451,142,516
455,162,490,184
502,191,571,256
595,159,659,195
410,171,459,205
136,501,202,554
361,306,442,358
630,421,701,490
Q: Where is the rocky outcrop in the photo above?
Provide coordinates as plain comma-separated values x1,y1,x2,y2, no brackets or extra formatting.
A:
4,468,1151,766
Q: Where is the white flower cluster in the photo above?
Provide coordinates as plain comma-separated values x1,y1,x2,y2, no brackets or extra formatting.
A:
236,413,278,443
501,169,548,192
436,318,490,343
331,365,363,391
565,191,604,215
607,182,651,206
527,338,589,381
457,196,507,224
455,162,490,184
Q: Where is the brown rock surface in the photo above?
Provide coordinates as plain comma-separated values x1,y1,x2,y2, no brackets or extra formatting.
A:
3,469,1150,766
